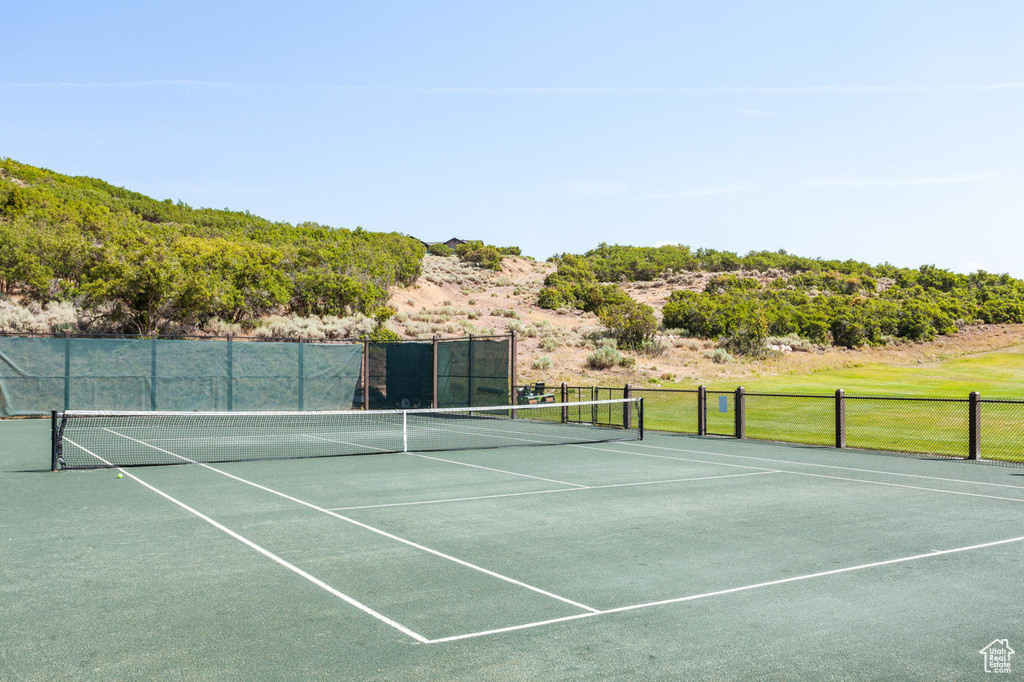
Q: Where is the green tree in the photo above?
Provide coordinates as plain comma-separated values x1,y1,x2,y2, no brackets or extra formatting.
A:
599,299,658,349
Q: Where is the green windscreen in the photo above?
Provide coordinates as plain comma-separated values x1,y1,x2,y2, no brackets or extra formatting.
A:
0,334,505,416
0,336,67,416
0,335,363,416
437,337,509,408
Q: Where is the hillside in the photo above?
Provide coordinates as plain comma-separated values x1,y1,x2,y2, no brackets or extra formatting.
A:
0,158,423,336
4,158,1024,389
389,255,1024,387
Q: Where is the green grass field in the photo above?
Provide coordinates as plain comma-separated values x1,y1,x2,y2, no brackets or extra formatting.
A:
628,345,1024,463
703,344,1024,398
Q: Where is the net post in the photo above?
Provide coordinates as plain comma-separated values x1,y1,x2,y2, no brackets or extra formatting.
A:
638,397,644,440
623,383,631,429
50,410,59,471
561,382,568,423
226,333,234,410
835,388,846,448
297,338,305,411
735,386,745,439
432,335,439,408
968,391,981,460
150,331,158,410
697,385,706,436
63,330,71,411
362,338,370,410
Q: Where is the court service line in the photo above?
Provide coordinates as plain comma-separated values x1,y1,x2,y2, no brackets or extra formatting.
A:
591,442,1024,504
621,441,1024,491
571,443,779,472
301,433,392,453
600,442,1024,503
329,470,781,511
61,437,429,644
101,428,599,614
409,453,589,488
777,469,1024,503
406,422,603,450
425,533,1024,644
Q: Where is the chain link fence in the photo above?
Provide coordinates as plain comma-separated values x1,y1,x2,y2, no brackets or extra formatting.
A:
745,393,836,447
977,399,1024,462
626,388,700,434
844,396,970,458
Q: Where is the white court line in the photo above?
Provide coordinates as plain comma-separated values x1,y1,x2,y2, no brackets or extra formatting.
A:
409,453,589,488
571,443,778,472
778,469,1024,503
330,470,780,511
622,440,1024,490
301,433,392,453
101,428,599,614
426,533,1024,644
61,436,428,644
406,417,626,449
589,442,1024,504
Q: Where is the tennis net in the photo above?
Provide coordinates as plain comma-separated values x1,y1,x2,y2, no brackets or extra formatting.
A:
52,398,643,469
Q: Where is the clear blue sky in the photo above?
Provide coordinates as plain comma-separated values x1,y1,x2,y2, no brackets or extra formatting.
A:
3,1,1023,275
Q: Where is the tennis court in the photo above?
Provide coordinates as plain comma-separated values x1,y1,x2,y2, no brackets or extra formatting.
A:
3,406,1023,679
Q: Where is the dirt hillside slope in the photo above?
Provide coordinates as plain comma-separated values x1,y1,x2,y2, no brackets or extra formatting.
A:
391,256,1024,387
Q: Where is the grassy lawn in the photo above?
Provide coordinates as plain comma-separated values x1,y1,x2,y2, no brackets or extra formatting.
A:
699,345,1024,398
624,344,1024,464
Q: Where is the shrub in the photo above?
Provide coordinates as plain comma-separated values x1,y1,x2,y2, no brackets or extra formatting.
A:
490,308,519,318
532,356,552,370
455,241,503,271
706,348,733,364
585,345,623,370
675,338,702,351
599,299,658,349
0,300,79,333
723,303,769,357
540,336,559,352
765,334,820,352
427,243,453,256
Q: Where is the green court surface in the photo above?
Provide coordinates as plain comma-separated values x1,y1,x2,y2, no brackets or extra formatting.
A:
2,418,1023,680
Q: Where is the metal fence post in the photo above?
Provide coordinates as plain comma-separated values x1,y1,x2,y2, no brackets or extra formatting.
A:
297,338,305,411
468,333,475,408
63,331,71,411
969,391,981,460
638,397,644,440
432,335,439,408
362,338,370,410
51,411,59,471
624,383,631,429
150,331,158,410
509,330,517,399
226,333,234,410
697,385,706,436
561,382,568,423
835,389,846,449
735,386,746,439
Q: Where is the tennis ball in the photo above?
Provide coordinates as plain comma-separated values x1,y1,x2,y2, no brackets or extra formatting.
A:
117,473,123,479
